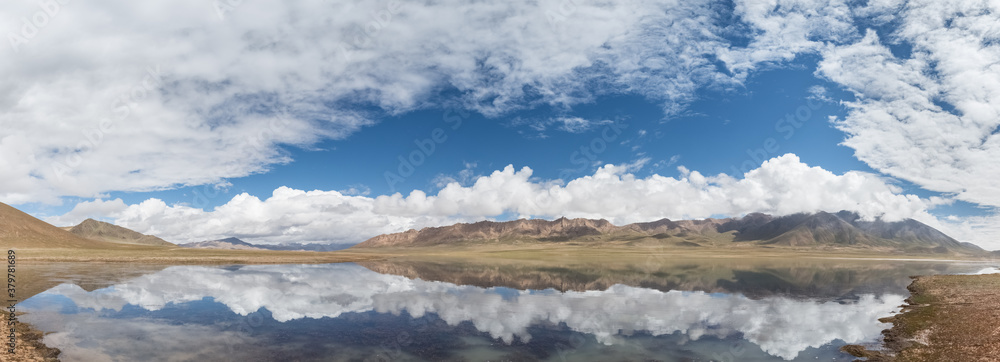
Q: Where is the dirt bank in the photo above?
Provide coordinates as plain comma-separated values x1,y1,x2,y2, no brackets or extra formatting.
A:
843,274,1000,361
1,315,60,362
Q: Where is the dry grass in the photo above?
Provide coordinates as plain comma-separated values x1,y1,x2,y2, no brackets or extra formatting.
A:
843,274,1000,361
1,316,60,362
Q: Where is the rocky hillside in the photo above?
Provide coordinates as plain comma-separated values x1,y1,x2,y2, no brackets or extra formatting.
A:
69,219,176,246
353,211,985,255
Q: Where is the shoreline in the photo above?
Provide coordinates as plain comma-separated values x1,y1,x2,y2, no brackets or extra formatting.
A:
842,274,1000,361
2,315,60,362
13,247,385,265
342,244,996,263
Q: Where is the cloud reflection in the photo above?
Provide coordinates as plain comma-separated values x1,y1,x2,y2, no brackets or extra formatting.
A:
29,264,902,360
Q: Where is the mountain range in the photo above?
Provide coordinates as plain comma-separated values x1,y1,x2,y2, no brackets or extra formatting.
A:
179,237,265,250
179,237,354,252
0,199,987,255
353,211,985,255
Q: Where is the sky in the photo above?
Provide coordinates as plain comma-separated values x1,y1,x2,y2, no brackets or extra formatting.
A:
2,0,1000,249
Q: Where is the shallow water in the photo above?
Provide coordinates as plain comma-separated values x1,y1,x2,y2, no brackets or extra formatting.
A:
18,258,995,361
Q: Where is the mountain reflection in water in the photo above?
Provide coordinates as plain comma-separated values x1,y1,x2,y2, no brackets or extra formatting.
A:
19,259,989,361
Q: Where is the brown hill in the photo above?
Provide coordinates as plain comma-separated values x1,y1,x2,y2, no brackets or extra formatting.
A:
357,217,620,247
0,202,130,249
69,218,176,246
352,211,986,255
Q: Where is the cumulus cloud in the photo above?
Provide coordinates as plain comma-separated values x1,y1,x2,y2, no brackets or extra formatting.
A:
374,154,939,224
50,154,959,246
29,264,904,360
105,188,467,245
44,198,129,227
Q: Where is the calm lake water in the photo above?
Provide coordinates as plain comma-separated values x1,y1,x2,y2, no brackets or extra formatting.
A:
18,258,996,361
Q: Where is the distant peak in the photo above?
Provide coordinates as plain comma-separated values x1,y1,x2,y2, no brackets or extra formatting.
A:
214,237,253,245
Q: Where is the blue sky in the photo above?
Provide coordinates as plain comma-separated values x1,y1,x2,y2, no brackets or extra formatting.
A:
26,65,867,213
2,0,999,248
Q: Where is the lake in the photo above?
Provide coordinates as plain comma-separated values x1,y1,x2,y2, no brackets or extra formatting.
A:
17,257,995,361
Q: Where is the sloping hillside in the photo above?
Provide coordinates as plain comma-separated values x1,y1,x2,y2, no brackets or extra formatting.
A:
0,202,131,249
69,218,176,246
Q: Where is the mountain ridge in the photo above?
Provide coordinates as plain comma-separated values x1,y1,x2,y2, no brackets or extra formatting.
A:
353,211,985,255
179,237,354,251
180,237,266,250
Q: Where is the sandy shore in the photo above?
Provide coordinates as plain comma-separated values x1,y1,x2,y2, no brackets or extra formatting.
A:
843,274,1000,361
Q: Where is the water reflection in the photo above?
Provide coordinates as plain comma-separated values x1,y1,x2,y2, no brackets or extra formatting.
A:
358,257,979,299
14,261,956,361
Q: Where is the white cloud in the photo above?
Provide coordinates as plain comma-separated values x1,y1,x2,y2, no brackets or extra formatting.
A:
0,0,761,205
807,85,832,102
816,2,1000,209
431,162,480,188
57,154,974,246
926,211,1000,251
338,184,371,196
44,198,129,227
555,117,605,133
374,154,938,224
110,188,467,245
652,155,681,170
509,116,615,137
718,0,858,77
